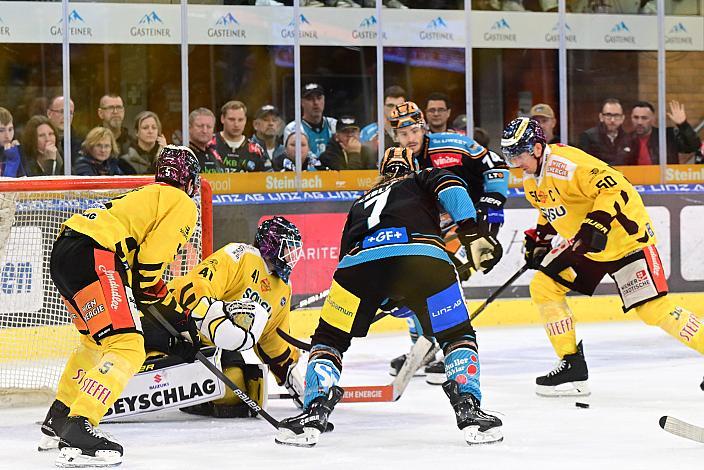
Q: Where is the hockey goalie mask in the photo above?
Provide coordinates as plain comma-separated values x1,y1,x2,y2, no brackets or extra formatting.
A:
254,216,303,283
389,101,426,130
380,147,417,178
500,117,546,168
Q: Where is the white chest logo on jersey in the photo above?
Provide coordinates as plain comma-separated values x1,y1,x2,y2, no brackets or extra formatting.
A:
540,205,567,223
545,156,576,181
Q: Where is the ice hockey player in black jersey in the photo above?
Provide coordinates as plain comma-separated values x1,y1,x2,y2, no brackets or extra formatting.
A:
387,101,510,383
274,147,503,448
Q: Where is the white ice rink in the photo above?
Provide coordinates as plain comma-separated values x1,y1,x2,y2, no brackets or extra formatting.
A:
1,321,702,470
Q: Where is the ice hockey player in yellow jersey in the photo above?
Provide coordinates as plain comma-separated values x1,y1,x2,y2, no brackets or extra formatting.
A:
39,145,200,467
142,216,305,417
501,117,704,397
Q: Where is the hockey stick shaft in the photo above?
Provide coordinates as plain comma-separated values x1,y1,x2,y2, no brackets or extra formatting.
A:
145,305,281,429
469,263,529,321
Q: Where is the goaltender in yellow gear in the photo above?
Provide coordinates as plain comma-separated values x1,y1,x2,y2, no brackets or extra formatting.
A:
501,117,704,397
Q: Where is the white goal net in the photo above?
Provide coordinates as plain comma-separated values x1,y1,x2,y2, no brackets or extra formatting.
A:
0,176,212,406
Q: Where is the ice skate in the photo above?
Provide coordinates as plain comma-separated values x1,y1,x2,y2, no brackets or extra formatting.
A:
39,400,69,452
536,341,590,397
424,359,446,385
443,380,503,445
275,386,343,448
55,416,123,468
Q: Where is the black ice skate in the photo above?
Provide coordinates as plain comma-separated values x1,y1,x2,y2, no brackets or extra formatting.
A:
55,416,123,468
424,360,446,385
535,340,590,397
442,380,503,445
39,400,69,452
389,342,439,377
274,386,344,448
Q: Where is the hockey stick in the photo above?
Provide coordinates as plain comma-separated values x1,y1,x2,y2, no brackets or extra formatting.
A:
469,263,529,321
145,305,282,429
270,336,435,404
659,416,704,443
278,262,529,352
291,289,330,311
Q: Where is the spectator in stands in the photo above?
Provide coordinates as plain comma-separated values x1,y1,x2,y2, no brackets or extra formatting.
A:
97,94,130,156
20,115,63,176
630,100,701,165
119,111,166,174
360,85,407,151
320,115,376,170
251,105,284,171
425,92,452,134
188,107,222,173
0,107,24,177
73,126,124,177
578,98,634,166
472,127,491,148
273,132,324,171
284,83,337,158
46,95,81,165
530,103,560,144
214,100,267,172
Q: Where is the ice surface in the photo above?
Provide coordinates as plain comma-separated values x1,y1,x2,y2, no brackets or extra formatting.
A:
1,321,702,469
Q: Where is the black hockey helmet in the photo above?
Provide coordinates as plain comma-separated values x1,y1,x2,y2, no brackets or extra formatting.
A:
254,216,303,283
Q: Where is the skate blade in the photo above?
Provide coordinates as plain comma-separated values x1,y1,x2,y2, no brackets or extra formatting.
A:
274,427,321,448
536,381,590,397
424,373,446,385
463,426,504,445
38,434,60,452
55,448,122,468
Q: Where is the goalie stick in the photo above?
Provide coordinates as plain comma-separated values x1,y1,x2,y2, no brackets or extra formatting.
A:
659,416,704,443
270,336,435,403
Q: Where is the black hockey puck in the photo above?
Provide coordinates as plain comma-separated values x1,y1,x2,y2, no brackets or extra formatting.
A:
700,377,704,391
575,402,590,409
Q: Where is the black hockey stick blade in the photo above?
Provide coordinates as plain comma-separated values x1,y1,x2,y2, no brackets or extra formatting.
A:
145,305,282,429
659,416,704,443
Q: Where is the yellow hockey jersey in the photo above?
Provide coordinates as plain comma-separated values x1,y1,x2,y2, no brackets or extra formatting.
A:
523,144,656,262
63,182,198,314
167,243,300,384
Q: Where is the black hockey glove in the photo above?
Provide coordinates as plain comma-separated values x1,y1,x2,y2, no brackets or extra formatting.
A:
476,193,506,238
572,210,612,255
456,218,503,274
523,225,555,269
167,314,202,363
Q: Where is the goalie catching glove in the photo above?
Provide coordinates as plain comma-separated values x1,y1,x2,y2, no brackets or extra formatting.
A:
456,218,503,273
190,297,268,351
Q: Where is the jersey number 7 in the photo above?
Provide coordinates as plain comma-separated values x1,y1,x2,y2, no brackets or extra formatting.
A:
364,186,392,229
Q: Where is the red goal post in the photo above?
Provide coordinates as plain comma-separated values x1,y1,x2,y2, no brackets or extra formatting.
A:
0,176,212,405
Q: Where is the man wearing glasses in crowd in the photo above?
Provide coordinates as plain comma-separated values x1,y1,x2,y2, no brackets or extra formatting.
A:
47,95,82,165
98,94,130,156
578,98,634,166
425,92,453,134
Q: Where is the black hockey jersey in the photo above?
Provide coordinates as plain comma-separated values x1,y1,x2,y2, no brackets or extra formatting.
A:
337,168,475,269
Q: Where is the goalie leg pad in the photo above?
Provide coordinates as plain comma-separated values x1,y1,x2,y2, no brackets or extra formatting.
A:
207,363,268,418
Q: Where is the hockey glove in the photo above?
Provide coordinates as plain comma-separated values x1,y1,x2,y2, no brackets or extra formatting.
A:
456,218,503,274
476,193,506,238
135,278,168,305
572,210,611,255
283,362,305,409
167,313,202,363
523,225,555,269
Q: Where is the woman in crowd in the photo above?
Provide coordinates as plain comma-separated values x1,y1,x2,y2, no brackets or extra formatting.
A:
120,111,166,174
273,132,325,171
20,115,63,176
0,106,24,177
74,126,125,176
